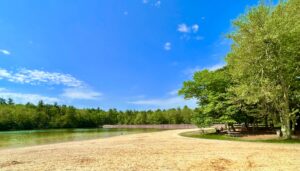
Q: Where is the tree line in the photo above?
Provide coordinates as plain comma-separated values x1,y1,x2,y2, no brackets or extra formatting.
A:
0,98,193,131
179,0,300,139
0,1,298,140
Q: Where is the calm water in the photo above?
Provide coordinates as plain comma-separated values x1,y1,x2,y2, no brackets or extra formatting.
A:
0,128,160,149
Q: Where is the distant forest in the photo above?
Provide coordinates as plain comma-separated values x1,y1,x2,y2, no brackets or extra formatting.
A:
0,0,299,141
0,98,193,131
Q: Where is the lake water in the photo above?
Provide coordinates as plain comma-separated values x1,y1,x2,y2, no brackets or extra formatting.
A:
0,128,160,149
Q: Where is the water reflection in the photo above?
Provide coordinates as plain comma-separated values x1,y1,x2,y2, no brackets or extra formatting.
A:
0,128,159,149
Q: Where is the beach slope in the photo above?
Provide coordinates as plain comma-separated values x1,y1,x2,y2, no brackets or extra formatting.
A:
0,129,299,170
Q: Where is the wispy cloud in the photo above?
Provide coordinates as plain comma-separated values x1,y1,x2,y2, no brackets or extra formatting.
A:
154,0,161,8
168,89,179,96
207,63,226,71
0,49,11,55
178,23,199,33
0,88,59,104
128,88,197,109
0,68,103,101
0,69,11,78
142,0,161,8
191,24,199,33
184,63,226,77
177,23,202,40
164,42,171,51
0,68,83,87
61,88,102,100
128,96,197,109
178,24,190,33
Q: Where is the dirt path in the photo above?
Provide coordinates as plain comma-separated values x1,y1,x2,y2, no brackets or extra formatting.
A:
0,129,299,171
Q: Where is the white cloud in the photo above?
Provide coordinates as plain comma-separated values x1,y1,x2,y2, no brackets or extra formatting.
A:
207,63,226,71
0,68,83,87
128,88,197,109
164,42,171,51
177,23,202,40
178,24,190,33
154,0,161,7
178,23,199,33
0,68,103,101
0,49,11,55
61,88,102,100
184,63,226,77
128,96,197,109
192,24,199,33
168,89,179,96
142,0,160,8
0,88,59,104
0,69,11,78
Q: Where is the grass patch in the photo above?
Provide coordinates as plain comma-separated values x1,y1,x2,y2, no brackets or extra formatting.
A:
180,131,300,144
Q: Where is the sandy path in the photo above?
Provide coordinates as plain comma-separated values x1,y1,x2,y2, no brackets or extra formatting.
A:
0,129,299,171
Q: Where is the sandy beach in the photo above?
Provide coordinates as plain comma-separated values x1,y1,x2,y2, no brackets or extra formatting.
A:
0,129,300,171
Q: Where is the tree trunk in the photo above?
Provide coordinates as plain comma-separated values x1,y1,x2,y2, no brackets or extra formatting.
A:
230,123,236,132
280,85,292,139
292,120,296,135
270,121,274,130
225,123,229,132
281,116,291,139
252,120,256,133
264,116,268,129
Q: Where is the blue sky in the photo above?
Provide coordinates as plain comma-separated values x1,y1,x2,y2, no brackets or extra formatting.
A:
0,0,259,110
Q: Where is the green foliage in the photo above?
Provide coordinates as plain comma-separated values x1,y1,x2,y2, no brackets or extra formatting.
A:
179,68,235,127
179,0,300,139
0,99,194,131
227,0,300,139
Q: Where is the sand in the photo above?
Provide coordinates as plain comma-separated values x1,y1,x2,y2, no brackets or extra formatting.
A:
0,129,299,171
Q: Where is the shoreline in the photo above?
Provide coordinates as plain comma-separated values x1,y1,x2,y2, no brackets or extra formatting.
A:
102,124,197,129
0,129,166,151
0,129,300,170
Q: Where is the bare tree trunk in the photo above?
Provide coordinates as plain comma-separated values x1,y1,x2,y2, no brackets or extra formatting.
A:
281,117,291,139
230,123,236,132
280,86,292,139
225,123,229,132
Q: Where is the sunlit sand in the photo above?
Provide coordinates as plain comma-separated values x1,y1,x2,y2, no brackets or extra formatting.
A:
0,129,299,170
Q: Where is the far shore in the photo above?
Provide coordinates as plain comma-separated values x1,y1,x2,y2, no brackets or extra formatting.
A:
102,124,197,129
1,129,300,170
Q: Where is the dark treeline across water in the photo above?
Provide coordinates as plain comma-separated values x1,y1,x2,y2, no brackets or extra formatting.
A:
0,98,194,131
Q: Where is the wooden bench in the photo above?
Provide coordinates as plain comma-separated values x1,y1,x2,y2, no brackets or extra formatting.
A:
227,131,242,137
